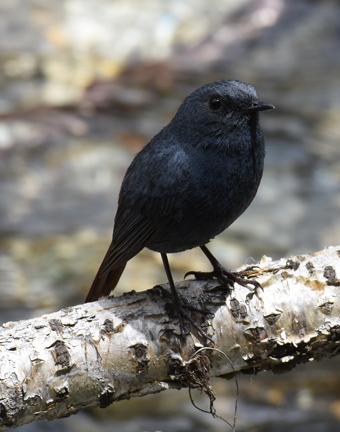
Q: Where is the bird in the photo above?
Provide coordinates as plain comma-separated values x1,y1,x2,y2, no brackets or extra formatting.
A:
85,80,274,334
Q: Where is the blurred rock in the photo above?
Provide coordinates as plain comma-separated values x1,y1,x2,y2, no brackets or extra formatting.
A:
1,2,340,430
0,0,340,311
0,0,249,110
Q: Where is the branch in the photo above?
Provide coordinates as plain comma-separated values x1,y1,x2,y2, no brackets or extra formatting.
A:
1,246,340,430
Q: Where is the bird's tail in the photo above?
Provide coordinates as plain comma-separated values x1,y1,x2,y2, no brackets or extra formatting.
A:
85,255,126,303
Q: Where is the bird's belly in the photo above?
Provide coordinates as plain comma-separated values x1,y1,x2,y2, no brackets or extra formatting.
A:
146,199,240,254
146,175,259,254
146,217,224,253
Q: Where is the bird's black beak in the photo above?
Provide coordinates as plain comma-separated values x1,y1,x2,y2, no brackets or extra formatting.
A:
242,102,275,113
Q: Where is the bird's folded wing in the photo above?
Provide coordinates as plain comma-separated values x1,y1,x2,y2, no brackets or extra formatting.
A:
99,216,158,276
99,144,190,277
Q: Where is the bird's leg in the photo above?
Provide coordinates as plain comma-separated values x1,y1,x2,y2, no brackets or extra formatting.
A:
185,245,261,291
161,253,212,341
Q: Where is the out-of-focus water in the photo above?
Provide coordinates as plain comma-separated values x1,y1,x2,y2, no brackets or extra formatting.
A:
1,1,340,431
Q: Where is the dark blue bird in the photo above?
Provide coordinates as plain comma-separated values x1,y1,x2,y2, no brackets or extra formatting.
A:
86,80,274,334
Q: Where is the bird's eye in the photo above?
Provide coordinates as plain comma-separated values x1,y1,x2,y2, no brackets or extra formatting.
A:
209,97,222,110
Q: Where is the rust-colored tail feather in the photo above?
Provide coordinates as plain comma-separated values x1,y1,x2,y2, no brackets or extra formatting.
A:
85,262,126,303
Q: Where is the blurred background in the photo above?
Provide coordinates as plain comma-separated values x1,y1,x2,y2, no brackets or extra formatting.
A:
1,0,340,431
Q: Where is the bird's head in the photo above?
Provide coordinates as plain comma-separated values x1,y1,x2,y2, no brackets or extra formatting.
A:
170,80,274,145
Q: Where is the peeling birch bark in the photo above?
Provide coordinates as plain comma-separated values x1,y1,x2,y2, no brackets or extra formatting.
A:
1,246,340,430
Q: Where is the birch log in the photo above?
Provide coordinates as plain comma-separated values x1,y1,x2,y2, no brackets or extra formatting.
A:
1,246,340,430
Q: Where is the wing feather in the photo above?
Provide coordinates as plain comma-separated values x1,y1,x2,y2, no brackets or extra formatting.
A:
86,134,191,301
100,217,158,275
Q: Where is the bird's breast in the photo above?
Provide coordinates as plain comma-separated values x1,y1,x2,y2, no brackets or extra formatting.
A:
146,143,264,254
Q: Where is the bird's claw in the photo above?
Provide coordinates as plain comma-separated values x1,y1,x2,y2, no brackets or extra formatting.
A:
185,264,262,292
231,265,262,290
184,270,216,281
156,285,214,342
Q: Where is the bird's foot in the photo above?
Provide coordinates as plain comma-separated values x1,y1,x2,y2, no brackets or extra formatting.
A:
156,285,214,342
185,263,262,292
